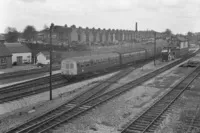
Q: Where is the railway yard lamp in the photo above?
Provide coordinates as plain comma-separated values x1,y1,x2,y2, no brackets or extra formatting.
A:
49,23,54,100
154,32,156,66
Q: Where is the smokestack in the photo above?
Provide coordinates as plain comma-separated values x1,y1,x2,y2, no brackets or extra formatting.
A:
135,22,138,32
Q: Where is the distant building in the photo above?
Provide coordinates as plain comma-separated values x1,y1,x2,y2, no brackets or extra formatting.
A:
36,24,166,46
36,51,50,65
169,36,189,58
36,51,58,64
4,43,32,65
0,35,12,69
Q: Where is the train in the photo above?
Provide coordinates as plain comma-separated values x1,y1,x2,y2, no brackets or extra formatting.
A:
61,46,162,79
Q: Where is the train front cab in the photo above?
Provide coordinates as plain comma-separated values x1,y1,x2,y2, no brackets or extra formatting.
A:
61,60,77,79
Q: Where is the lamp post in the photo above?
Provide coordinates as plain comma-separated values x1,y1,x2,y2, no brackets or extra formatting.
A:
154,32,156,66
49,23,54,100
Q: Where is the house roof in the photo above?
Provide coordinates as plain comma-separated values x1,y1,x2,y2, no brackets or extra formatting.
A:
63,53,119,63
39,51,50,56
4,43,31,53
176,36,187,41
0,44,12,57
37,51,56,60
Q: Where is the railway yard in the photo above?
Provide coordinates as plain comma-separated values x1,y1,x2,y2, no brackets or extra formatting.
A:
2,1,200,133
0,47,199,133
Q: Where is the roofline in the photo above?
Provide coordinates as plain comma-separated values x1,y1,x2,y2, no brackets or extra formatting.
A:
0,55,12,57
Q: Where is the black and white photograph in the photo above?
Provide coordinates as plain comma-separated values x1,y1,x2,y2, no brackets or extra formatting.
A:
0,0,200,132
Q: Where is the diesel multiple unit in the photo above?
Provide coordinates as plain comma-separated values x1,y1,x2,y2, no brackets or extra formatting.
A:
61,47,162,79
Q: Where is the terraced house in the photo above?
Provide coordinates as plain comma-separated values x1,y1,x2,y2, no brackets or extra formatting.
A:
37,24,164,46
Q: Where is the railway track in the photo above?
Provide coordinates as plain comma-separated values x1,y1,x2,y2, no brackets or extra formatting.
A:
0,66,60,80
0,57,154,104
121,65,200,133
5,63,136,133
5,51,198,133
186,105,200,133
0,74,64,103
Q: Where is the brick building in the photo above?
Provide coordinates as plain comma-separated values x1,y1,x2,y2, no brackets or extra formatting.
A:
0,35,12,69
36,25,165,46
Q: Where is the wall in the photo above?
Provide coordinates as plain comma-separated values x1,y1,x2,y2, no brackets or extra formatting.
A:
12,53,32,64
70,28,78,42
37,54,50,64
0,56,12,69
180,41,189,49
89,32,94,43
80,31,86,43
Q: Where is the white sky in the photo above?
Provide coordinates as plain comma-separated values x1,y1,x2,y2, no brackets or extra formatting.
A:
0,0,200,34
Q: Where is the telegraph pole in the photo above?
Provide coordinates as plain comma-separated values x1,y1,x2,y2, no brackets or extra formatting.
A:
154,32,156,66
49,23,54,100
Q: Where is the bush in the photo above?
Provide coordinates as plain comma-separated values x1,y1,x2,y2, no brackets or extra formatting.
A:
13,62,17,66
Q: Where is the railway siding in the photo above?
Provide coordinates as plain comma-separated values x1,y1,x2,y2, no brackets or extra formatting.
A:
155,72,200,133
121,65,200,133
0,65,60,80
4,52,198,133
1,50,199,133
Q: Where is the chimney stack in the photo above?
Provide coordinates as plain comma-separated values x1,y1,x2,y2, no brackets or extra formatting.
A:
135,22,138,32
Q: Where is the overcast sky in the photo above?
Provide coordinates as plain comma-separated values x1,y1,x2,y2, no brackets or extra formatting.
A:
0,0,200,34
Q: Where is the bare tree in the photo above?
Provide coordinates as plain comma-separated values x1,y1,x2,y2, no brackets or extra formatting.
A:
164,29,172,37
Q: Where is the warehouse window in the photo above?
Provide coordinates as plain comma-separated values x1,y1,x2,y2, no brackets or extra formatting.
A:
0,58,6,64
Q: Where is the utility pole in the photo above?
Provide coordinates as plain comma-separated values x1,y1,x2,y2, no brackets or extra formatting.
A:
154,32,156,66
49,23,54,100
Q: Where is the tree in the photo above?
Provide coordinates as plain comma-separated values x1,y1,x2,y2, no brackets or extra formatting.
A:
5,27,19,42
23,25,37,41
187,32,193,38
164,29,172,37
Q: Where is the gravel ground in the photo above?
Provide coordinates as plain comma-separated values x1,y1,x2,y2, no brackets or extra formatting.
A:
155,76,200,133
0,65,38,74
0,71,119,133
51,61,195,133
0,70,60,87
0,83,98,133
0,54,197,133
104,59,178,93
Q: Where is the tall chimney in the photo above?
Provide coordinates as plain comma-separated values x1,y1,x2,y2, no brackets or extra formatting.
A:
135,22,138,32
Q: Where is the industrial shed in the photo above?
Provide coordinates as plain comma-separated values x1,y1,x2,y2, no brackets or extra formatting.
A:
36,51,50,65
36,51,60,64
171,36,189,58
4,43,32,65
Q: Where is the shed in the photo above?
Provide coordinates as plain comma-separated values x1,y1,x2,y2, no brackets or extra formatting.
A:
171,36,189,58
4,43,32,65
36,51,59,64
0,38,12,69
36,51,50,65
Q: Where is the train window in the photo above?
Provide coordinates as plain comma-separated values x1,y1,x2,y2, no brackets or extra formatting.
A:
70,63,74,69
66,64,69,69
